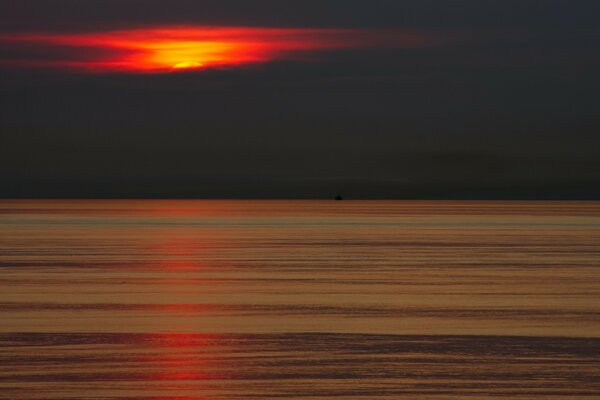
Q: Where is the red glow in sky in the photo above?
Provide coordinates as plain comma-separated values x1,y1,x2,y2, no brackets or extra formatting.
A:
0,26,444,73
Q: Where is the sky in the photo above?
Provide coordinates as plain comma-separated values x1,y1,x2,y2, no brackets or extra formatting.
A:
1,0,599,199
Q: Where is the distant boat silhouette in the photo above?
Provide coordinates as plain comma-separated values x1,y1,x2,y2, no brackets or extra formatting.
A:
335,194,344,201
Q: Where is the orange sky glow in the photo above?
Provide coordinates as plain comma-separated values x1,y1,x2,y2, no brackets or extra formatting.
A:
0,26,444,73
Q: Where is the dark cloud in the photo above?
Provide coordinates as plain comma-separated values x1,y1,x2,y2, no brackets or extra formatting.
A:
1,0,599,31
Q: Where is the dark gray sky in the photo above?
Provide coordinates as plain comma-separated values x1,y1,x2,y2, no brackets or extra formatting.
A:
1,0,599,198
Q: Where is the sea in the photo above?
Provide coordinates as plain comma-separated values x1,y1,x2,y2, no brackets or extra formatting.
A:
1,200,599,399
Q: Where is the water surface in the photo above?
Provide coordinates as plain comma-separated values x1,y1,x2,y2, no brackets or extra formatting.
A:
1,200,599,398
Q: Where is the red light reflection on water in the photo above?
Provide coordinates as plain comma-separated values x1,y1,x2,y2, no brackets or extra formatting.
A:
137,333,227,393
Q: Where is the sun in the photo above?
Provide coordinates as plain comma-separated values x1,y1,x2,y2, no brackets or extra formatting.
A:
172,61,204,70
138,40,235,71
0,27,383,73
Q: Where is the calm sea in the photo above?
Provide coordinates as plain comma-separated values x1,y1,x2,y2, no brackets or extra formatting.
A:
1,200,599,399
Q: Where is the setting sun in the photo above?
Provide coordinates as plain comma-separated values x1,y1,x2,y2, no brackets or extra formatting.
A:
172,61,204,69
137,40,245,71
0,27,378,73
0,26,441,73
